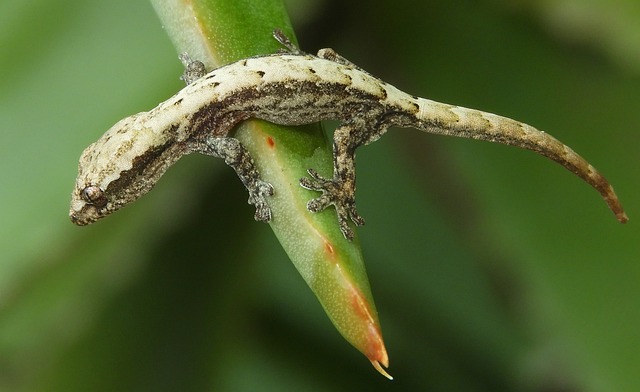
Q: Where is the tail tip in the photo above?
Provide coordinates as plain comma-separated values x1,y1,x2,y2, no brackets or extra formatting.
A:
616,210,629,224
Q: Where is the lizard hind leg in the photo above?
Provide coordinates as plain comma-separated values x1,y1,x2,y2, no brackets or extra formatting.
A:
300,123,368,241
271,29,363,72
316,48,356,66
316,47,376,77
178,53,207,85
272,29,305,55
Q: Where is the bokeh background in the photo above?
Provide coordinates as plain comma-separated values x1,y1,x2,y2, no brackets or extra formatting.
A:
1,0,638,391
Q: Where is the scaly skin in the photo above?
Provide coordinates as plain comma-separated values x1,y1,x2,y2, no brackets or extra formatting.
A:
70,31,627,240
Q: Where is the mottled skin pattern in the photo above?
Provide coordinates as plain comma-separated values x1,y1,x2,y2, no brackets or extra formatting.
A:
70,30,627,240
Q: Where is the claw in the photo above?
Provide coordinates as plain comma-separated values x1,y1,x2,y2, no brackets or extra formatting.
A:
306,168,323,181
349,209,365,227
258,180,275,197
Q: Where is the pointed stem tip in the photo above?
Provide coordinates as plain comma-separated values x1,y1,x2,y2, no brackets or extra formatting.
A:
370,360,393,380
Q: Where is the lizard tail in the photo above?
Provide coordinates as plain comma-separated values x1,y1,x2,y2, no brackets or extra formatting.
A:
407,98,628,223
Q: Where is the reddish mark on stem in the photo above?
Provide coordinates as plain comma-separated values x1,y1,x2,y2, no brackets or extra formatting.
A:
350,287,372,321
266,136,275,148
324,241,335,255
349,285,391,379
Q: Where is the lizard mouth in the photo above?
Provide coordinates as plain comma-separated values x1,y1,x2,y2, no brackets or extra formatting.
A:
69,202,101,226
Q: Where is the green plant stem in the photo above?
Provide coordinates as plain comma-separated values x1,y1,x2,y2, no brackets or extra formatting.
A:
150,0,391,378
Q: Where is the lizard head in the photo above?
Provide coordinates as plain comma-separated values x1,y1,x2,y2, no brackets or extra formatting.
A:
70,113,177,226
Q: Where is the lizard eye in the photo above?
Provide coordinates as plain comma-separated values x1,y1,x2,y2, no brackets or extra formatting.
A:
81,185,108,208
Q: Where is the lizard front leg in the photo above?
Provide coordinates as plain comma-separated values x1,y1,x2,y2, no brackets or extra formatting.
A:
193,136,274,222
179,55,274,220
301,122,377,240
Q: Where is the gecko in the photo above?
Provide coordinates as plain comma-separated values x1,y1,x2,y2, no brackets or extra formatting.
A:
70,30,627,239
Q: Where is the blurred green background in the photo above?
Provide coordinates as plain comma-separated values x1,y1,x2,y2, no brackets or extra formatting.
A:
1,0,638,391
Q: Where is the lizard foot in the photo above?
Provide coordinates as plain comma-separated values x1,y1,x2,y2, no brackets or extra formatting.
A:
300,169,364,241
249,180,275,222
178,53,207,85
